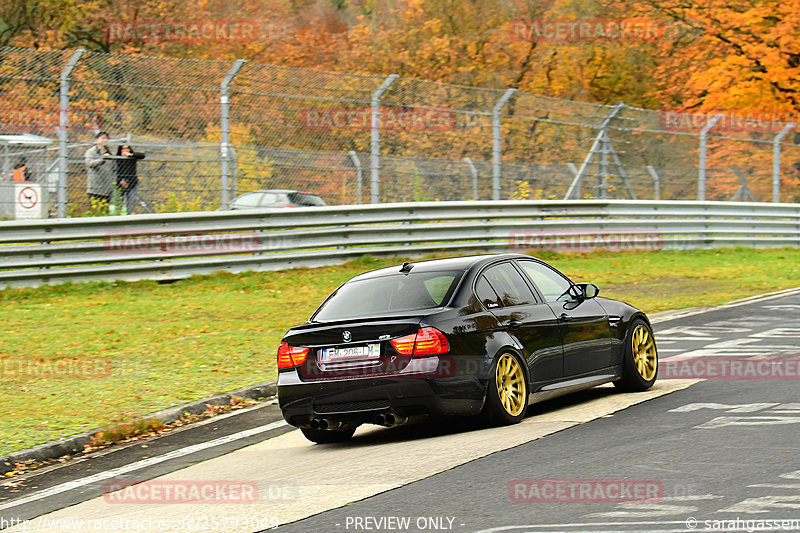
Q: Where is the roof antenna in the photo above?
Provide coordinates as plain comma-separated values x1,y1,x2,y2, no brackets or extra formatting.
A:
400,262,413,273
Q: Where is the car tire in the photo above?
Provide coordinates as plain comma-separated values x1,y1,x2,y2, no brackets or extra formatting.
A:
300,426,357,444
614,318,658,392
482,352,529,425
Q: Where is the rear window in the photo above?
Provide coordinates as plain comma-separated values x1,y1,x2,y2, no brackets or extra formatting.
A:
288,192,326,206
312,271,462,321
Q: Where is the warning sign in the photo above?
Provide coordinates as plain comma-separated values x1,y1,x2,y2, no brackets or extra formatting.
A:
15,183,43,219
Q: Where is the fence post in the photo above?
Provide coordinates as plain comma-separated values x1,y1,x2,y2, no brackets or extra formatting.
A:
564,102,625,200
646,165,661,200
773,123,796,203
463,157,478,200
492,89,516,201
220,59,246,210
348,151,363,204
370,74,399,204
57,48,85,218
698,113,723,201
230,145,238,199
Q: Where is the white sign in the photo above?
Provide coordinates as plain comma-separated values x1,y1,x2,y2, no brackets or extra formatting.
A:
14,183,42,219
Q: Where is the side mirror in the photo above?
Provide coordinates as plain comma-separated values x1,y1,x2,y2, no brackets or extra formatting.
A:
575,282,599,299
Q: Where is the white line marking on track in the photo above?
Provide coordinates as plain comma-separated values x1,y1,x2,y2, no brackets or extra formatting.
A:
471,520,800,533
511,530,758,533
0,420,287,512
471,521,690,532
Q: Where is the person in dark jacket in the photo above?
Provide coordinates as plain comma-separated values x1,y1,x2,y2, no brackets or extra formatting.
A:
115,144,145,214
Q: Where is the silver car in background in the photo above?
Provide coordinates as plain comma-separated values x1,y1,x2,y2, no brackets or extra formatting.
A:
230,189,326,209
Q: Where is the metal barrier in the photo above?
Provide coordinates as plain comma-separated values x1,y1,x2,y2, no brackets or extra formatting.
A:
1,200,799,289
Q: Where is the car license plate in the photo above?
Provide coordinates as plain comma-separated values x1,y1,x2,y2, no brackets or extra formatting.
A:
321,344,381,362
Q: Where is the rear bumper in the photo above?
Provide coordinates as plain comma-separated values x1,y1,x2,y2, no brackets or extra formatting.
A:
278,368,486,428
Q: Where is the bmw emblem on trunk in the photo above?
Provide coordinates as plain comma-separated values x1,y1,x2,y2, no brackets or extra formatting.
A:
342,330,352,342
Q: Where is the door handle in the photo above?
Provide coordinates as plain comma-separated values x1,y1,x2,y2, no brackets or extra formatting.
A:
507,320,521,330
559,313,571,322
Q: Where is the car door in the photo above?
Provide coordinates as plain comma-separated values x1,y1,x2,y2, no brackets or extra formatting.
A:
477,262,563,383
257,192,279,207
514,259,614,377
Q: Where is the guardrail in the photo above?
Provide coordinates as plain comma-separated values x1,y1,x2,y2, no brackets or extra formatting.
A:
1,200,799,289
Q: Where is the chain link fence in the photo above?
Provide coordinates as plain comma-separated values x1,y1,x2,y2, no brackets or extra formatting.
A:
1,45,799,218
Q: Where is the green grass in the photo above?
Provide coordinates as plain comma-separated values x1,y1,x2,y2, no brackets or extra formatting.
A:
1,247,798,455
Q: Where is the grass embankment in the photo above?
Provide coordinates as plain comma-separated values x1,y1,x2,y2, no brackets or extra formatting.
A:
1,247,798,454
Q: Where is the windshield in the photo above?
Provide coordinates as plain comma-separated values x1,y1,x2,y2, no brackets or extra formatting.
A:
312,270,462,321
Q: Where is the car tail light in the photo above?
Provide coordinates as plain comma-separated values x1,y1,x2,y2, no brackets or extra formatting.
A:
391,334,417,355
277,342,309,369
413,327,450,355
390,327,449,356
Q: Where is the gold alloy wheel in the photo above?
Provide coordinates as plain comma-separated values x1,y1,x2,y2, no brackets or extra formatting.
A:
495,353,526,417
632,324,658,381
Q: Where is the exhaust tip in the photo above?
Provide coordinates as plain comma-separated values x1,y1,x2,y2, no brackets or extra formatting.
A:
383,412,409,427
310,418,344,430
309,418,328,430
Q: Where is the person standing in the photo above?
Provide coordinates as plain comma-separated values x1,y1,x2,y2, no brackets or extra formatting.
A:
115,144,145,214
84,131,114,204
11,159,31,182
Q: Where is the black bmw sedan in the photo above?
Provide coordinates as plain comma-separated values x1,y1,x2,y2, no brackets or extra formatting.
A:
277,253,658,443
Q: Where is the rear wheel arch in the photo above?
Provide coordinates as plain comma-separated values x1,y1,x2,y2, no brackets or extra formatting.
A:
481,349,531,425
486,345,531,386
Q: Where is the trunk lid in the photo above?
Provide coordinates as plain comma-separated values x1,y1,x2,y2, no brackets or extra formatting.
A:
284,315,423,380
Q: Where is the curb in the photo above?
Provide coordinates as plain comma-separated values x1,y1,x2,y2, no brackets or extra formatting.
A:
0,380,276,476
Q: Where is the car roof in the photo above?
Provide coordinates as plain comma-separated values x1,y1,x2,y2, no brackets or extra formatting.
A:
237,189,320,195
348,253,533,281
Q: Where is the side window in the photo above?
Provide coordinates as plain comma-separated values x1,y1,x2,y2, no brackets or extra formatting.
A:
232,193,261,208
423,275,457,305
517,260,572,303
258,193,278,206
483,263,535,307
475,276,501,309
